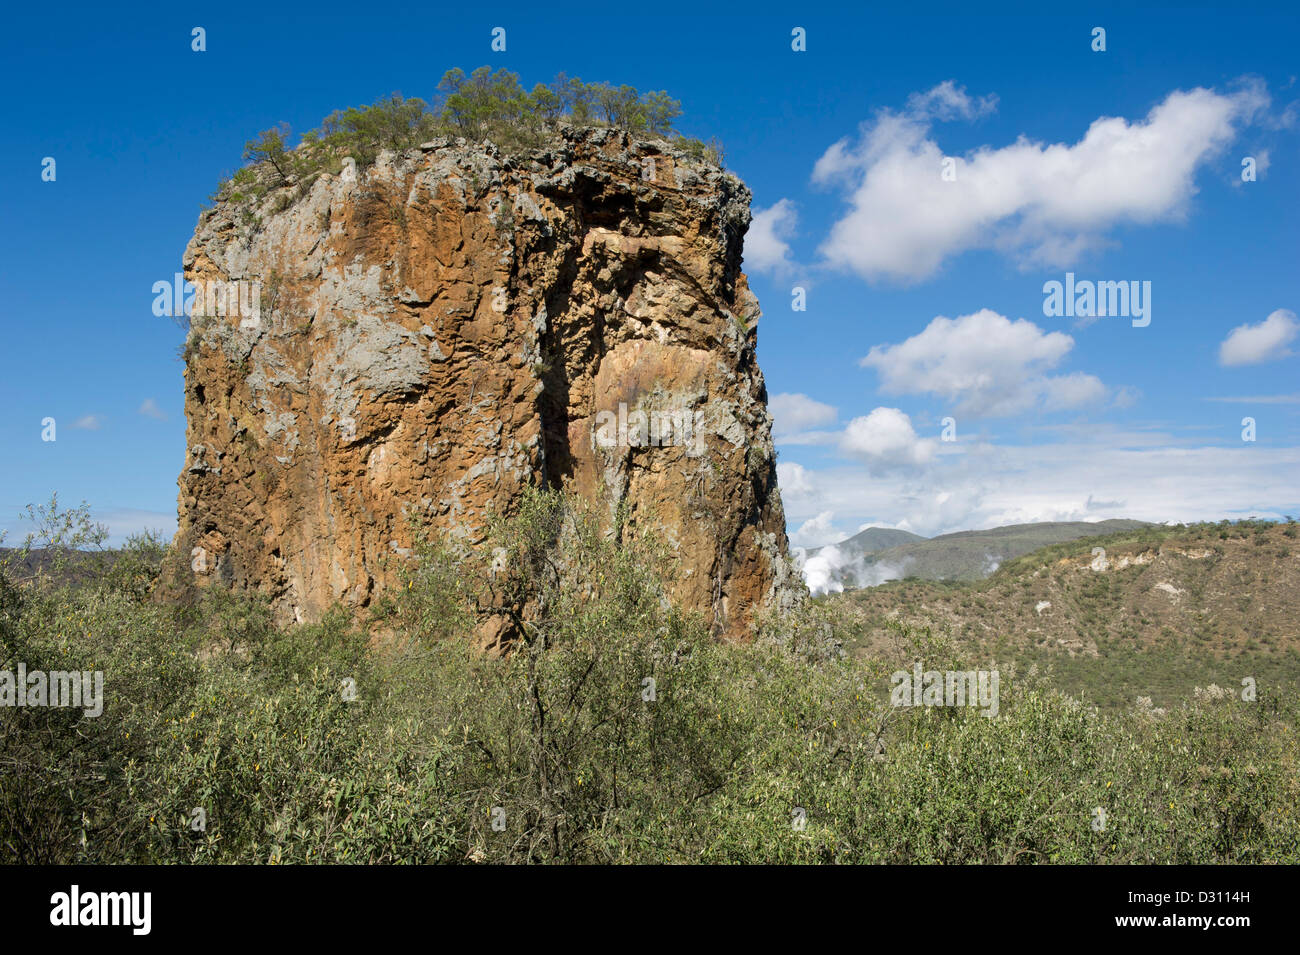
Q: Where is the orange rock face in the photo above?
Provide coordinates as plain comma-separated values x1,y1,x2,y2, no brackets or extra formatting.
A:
173,125,800,638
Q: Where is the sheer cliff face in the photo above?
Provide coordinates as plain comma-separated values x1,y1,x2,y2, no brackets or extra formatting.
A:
175,124,798,638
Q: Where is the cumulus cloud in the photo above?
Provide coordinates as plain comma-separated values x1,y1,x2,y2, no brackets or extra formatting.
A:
814,81,1269,282
137,398,167,421
777,460,815,498
1218,308,1298,366
839,407,938,473
860,309,1107,417
790,509,839,549
744,199,799,275
770,392,837,438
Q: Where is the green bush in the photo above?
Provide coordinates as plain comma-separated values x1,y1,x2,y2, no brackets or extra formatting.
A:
209,68,721,213
1,492,1296,863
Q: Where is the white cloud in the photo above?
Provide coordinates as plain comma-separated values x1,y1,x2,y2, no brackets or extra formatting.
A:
790,510,839,548
1218,308,1298,366
777,461,815,498
72,415,104,430
779,434,1300,540
814,81,1269,282
905,80,998,122
839,407,938,472
744,199,799,275
770,392,837,437
860,309,1107,417
891,485,992,537
137,398,168,421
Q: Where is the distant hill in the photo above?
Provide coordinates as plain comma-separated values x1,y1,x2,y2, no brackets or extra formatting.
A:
805,519,1151,589
824,519,1300,709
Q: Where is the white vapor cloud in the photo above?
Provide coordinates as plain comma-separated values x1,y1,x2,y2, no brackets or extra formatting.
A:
794,543,913,596
860,309,1107,417
796,545,847,596
814,81,1269,282
72,415,104,430
1219,308,1298,366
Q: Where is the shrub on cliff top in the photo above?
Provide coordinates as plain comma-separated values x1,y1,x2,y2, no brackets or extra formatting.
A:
209,67,721,210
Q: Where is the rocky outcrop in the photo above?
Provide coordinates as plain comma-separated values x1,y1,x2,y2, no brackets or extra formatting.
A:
172,124,799,638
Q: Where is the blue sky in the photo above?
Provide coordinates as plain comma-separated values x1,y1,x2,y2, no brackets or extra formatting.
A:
1,1,1297,553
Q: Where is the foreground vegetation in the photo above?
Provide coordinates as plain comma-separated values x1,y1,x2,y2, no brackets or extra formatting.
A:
1,495,1296,863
